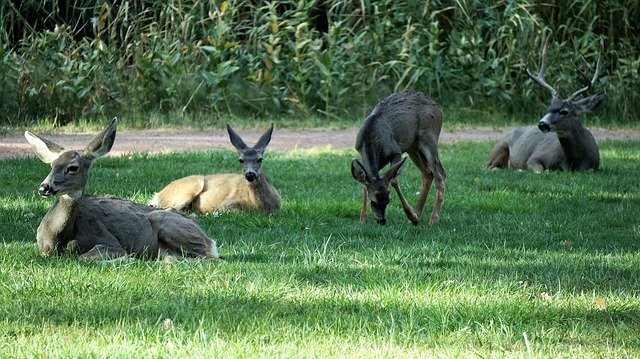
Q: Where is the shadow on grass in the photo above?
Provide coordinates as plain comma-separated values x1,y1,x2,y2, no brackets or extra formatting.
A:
3,266,639,348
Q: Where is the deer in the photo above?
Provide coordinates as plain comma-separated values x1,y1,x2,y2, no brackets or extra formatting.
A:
25,118,220,262
351,90,446,226
150,123,281,214
487,32,605,172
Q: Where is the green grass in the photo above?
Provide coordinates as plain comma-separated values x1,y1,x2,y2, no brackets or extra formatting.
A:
1,140,639,358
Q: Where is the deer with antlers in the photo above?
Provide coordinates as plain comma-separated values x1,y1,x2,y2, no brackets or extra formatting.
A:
487,33,605,172
25,118,219,261
150,124,281,214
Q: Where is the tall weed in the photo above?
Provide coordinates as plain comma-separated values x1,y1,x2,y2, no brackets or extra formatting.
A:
0,0,637,126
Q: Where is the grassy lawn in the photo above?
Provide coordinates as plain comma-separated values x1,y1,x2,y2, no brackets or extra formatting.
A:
0,139,639,358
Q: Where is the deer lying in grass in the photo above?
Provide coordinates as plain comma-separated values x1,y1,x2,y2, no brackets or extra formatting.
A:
150,124,281,214
487,33,604,172
351,91,446,225
25,118,219,261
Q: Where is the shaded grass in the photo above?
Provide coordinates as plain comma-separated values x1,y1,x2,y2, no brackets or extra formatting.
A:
0,140,639,357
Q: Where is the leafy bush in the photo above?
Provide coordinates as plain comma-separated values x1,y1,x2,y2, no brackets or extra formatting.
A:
1,0,638,126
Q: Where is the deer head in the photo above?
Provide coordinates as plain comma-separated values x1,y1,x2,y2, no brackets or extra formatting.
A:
25,118,117,198
351,157,407,225
526,32,605,135
227,123,274,183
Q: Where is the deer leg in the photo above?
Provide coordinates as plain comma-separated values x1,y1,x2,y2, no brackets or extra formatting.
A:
75,222,131,261
148,209,219,259
525,157,546,173
415,171,434,218
429,159,446,224
408,151,433,218
79,244,127,262
486,139,510,169
359,187,368,223
417,172,434,217
151,175,204,210
218,200,251,212
66,240,81,254
157,244,185,261
418,144,446,225
389,179,419,225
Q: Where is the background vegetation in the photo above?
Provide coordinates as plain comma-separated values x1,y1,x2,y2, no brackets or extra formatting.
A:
1,0,638,128
1,139,639,357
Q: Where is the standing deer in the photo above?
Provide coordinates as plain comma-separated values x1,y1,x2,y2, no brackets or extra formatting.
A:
25,118,219,261
351,91,446,225
150,124,281,214
487,33,605,172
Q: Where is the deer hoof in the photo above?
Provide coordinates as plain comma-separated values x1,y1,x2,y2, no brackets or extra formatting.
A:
407,214,419,226
429,215,440,225
66,240,80,254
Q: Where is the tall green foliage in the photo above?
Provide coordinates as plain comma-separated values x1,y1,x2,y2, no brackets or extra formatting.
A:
0,0,637,126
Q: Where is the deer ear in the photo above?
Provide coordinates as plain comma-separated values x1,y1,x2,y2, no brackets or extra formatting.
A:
227,123,248,151
574,91,605,113
351,159,371,185
255,123,274,150
24,131,65,164
383,157,407,182
83,117,117,159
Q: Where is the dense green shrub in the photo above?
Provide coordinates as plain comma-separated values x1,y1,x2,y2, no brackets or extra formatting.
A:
0,0,638,126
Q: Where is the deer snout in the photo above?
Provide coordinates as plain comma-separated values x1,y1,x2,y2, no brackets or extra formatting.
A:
38,183,57,197
376,218,387,225
244,171,257,182
538,121,551,133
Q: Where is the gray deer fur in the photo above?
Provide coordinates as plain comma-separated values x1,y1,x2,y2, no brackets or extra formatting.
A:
487,33,605,172
351,91,446,225
25,118,219,261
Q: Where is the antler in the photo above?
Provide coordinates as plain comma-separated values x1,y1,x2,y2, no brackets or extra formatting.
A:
526,31,559,100
567,38,604,101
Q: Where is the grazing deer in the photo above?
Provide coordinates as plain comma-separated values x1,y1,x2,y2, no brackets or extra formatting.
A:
487,33,604,172
150,124,281,214
351,91,446,225
25,118,219,261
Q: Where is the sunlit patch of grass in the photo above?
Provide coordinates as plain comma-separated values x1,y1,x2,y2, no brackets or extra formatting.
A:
0,140,639,357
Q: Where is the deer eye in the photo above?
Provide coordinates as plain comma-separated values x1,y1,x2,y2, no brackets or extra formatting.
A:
559,109,569,116
67,165,79,173
257,158,263,163
239,159,244,164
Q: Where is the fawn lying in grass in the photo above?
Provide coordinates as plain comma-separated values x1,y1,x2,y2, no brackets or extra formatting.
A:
150,124,281,214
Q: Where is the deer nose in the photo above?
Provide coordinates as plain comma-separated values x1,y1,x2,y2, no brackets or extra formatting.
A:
245,172,257,182
538,121,551,133
38,183,56,197
376,218,387,225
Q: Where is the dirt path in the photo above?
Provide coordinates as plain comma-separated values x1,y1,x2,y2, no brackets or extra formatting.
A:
2,127,639,159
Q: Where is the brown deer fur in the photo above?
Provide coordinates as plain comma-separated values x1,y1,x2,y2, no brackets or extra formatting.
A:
150,124,281,214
